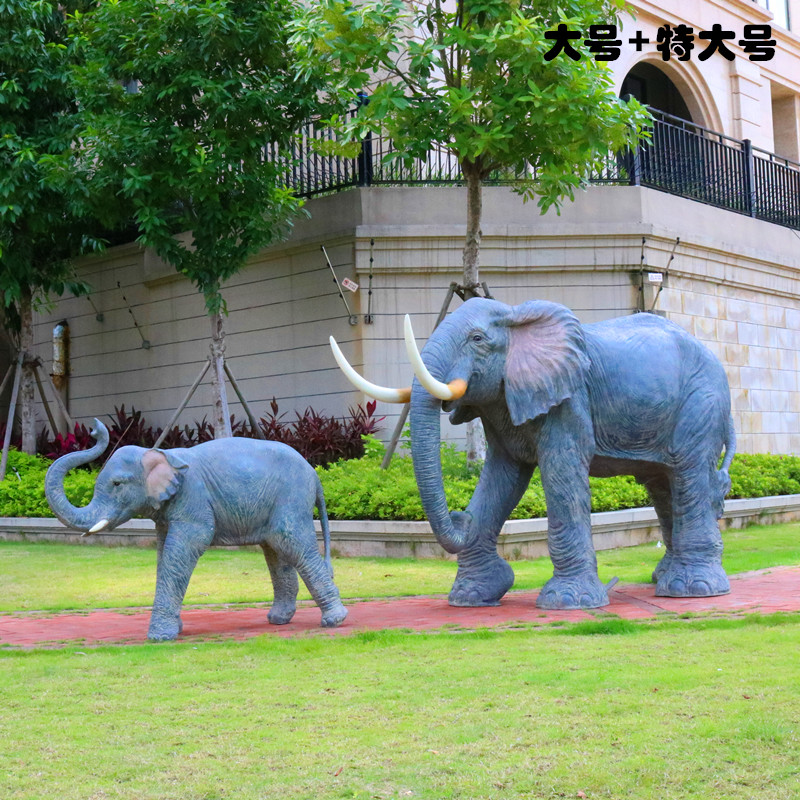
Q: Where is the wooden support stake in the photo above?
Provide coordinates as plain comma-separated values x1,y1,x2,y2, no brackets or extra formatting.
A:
0,362,15,401
153,358,211,449
32,364,59,438
0,354,23,481
381,281,460,469
37,364,74,431
223,362,266,440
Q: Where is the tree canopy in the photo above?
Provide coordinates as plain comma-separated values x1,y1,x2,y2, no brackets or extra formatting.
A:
72,0,332,436
291,0,650,461
291,0,650,281
0,0,97,327
0,0,99,452
74,0,325,317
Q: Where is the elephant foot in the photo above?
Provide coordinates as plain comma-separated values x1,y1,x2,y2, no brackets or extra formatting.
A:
655,560,729,598
536,572,610,610
321,603,348,628
268,604,297,626
449,555,515,607
652,552,674,584
147,615,181,642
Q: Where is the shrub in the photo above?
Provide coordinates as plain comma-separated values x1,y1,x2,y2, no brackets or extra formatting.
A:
318,441,800,521
30,400,383,469
728,454,800,498
0,449,95,517
2,434,800,521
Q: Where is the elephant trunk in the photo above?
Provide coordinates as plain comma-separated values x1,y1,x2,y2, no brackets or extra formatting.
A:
409,383,475,554
44,419,109,532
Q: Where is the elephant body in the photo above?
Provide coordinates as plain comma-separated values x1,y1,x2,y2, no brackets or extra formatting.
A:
45,422,348,640
405,298,735,610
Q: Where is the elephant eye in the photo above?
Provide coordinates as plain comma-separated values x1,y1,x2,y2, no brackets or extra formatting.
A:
112,480,122,487
470,333,484,343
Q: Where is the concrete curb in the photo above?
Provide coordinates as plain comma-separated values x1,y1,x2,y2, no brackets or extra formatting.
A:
1,493,799,559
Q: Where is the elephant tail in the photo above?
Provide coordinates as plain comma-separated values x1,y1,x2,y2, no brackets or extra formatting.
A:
315,477,334,579
714,415,736,519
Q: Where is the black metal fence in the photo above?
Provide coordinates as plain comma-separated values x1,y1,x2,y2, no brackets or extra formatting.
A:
276,108,800,231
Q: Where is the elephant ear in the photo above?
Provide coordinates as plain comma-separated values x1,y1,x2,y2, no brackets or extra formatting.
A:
141,449,188,509
503,300,590,426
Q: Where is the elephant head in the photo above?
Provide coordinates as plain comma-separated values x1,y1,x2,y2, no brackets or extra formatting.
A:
331,297,590,554
45,419,188,534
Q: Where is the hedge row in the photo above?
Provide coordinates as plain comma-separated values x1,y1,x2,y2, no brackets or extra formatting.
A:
2,437,800,521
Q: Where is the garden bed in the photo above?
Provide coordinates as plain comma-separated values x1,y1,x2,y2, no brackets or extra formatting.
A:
3,492,799,558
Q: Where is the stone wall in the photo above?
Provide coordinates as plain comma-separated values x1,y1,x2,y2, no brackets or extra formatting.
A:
27,184,800,454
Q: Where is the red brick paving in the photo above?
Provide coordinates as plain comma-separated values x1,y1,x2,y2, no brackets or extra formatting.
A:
1,566,798,648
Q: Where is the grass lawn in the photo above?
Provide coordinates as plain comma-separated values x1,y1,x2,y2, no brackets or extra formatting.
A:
1,617,799,799
0,521,799,613
1,524,799,798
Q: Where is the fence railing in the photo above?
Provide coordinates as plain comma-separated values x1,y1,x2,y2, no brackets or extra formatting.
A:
276,108,800,231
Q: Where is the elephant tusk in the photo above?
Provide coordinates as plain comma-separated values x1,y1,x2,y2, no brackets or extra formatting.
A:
86,518,109,535
403,315,468,401
329,336,411,404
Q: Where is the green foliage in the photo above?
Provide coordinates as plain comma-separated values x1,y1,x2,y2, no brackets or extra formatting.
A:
73,0,328,314
0,449,95,517
728,453,800,499
318,438,800,521
0,0,97,326
5,438,800,521
318,435,480,521
291,0,651,212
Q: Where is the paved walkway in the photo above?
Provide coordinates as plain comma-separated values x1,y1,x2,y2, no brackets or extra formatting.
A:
2,566,799,648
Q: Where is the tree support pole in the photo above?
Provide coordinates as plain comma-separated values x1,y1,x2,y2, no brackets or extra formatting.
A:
153,358,211,449
381,281,486,469
32,364,59,438
35,362,74,432
0,354,24,481
223,362,266,440
0,362,16,402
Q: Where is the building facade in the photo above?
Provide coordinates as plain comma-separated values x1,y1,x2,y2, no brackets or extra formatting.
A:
18,0,800,455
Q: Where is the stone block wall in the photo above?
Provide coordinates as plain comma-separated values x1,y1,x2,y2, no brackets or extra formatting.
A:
26,184,800,455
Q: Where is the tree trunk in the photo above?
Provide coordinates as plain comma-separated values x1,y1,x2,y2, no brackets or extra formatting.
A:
19,288,36,455
209,312,233,439
462,162,482,290
461,162,487,464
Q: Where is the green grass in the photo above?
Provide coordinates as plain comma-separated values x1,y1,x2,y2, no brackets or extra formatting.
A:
1,521,798,613
1,617,799,799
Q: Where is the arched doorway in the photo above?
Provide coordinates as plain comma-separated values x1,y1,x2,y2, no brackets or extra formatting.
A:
620,62,693,121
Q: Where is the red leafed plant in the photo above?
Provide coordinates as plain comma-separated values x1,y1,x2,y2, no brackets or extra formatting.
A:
31,400,383,469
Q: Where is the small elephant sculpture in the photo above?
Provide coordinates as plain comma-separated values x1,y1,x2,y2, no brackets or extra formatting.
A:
332,297,735,610
45,420,348,640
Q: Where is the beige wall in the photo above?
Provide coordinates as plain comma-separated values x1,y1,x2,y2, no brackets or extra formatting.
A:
616,0,800,154
29,184,800,455
31,197,365,434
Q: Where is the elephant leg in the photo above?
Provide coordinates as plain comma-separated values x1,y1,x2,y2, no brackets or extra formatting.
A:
449,441,533,607
148,522,212,641
655,459,729,598
154,521,182,634
536,411,608,610
262,541,299,625
271,517,347,628
641,472,675,584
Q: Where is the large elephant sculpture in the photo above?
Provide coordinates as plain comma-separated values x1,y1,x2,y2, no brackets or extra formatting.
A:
45,420,348,639
332,297,735,610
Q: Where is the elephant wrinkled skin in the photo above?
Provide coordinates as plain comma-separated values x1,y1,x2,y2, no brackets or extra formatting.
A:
335,298,736,611
45,421,347,640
